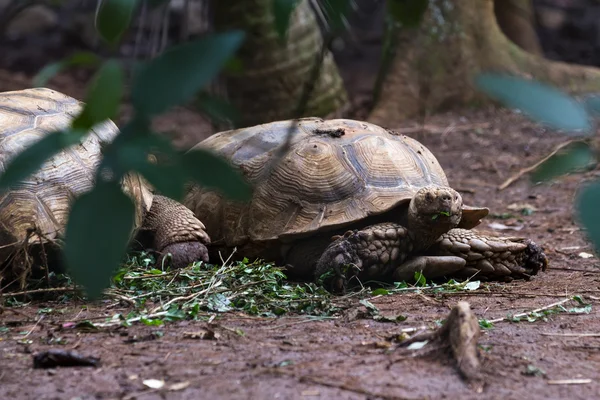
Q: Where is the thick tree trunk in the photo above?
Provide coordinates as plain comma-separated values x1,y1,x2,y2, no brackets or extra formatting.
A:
494,0,543,55
369,0,600,127
212,0,348,128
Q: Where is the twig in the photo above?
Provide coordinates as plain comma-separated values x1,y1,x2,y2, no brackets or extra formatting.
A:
487,298,573,324
541,332,600,337
498,139,583,190
0,286,79,298
547,379,592,385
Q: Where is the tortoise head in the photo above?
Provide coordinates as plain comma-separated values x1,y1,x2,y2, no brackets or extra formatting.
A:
408,186,463,234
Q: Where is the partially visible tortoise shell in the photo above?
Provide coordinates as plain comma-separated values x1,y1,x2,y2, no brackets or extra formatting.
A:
185,118,486,247
0,88,152,265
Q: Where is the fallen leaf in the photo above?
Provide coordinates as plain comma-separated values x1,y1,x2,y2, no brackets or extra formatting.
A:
407,340,429,350
301,389,321,396
169,381,190,391
578,252,595,259
507,203,537,211
488,222,524,231
143,379,165,389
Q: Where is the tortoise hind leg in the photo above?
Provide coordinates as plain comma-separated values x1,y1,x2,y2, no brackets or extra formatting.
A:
140,195,211,268
427,228,548,281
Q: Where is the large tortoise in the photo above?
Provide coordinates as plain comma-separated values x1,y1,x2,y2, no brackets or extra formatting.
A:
184,118,547,286
0,88,210,285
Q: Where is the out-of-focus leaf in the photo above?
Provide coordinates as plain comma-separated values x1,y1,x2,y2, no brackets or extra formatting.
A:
33,52,101,87
64,180,136,300
182,148,253,202
72,60,123,130
576,181,600,253
475,73,593,134
320,0,352,32
582,93,600,117
387,0,429,28
273,0,300,39
0,130,82,190
531,141,596,182
131,31,246,117
95,0,138,44
196,92,240,126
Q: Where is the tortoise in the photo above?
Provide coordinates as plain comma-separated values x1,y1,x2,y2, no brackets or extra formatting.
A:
0,87,210,285
184,117,547,287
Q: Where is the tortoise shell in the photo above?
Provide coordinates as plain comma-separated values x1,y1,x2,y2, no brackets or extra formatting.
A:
185,118,479,247
0,88,152,264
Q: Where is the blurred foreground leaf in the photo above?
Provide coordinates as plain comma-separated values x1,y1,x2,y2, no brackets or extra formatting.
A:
34,52,101,87
320,0,352,32
531,141,596,182
273,0,300,39
182,149,253,202
196,92,240,127
64,180,136,300
132,31,246,117
576,181,600,252
0,130,82,190
95,0,138,44
72,60,123,130
475,73,593,134
387,0,429,28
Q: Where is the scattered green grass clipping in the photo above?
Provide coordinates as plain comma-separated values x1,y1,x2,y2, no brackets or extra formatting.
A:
107,252,344,325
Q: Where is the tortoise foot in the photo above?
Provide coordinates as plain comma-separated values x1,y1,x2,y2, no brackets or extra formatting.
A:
430,228,548,280
158,241,209,269
315,222,412,289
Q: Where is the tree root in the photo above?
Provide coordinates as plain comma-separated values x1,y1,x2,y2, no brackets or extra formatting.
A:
399,301,484,392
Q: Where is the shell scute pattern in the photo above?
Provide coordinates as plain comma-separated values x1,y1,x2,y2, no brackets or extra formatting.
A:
0,88,148,262
186,118,450,246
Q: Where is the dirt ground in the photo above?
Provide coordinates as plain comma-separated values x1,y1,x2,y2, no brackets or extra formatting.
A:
0,68,599,400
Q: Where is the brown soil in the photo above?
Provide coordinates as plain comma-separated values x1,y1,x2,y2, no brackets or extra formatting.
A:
1,71,600,400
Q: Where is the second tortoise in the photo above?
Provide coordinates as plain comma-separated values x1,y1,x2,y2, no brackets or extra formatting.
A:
184,118,547,286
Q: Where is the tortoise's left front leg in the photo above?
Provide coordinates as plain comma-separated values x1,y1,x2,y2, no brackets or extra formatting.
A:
141,195,211,268
428,228,548,281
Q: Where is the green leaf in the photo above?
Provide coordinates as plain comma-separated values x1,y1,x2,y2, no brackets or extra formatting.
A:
140,317,164,326
95,0,138,44
0,130,82,190
576,181,600,253
64,180,136,300
414,271,426,286
582,94,600,117
531,141,596,182
371,288,389,296
133,160,186,201
72,60,124,130
475,73,593,134
387,0,429,28
320,0,352,32
132,31,246,117
182,148,253,202
33,52,101,87
273,0,300,39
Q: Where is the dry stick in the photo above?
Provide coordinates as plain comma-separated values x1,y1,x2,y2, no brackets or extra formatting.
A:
487,298,573,324
0,286,79,298
498,139,582,190
541,332,600,337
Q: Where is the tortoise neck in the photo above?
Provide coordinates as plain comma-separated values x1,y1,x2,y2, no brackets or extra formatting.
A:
407,206,457,252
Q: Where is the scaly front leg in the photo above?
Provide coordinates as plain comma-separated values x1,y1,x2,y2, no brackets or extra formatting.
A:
427,228,548,281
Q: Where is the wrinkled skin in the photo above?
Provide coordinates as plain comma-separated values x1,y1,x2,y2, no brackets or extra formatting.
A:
297,186,548,291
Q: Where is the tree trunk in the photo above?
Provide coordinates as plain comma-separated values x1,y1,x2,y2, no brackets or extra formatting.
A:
494,0,543,55
369,0,600,127
212,0,348,128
